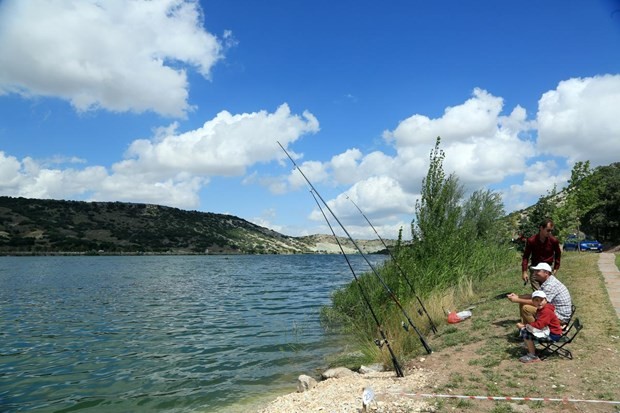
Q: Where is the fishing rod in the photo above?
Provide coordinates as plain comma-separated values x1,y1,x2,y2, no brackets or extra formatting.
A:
277,141,432,354
310,190,404,377
346,196,438,334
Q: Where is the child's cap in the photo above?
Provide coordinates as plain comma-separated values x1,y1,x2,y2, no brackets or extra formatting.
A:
532,290,547,300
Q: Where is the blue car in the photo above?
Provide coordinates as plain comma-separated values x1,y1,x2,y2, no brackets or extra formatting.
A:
563,236,603,252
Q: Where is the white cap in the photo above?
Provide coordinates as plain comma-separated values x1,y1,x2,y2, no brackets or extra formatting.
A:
532,290,547,300
530,262,552,272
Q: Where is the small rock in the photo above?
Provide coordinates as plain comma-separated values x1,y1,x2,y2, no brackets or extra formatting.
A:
359,363,385,374
321,367,355,380
297,374,317,392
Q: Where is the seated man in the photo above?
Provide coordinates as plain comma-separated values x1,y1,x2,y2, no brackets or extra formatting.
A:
507,262,572,325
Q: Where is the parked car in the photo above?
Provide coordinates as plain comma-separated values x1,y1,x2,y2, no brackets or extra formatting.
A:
563,236,578,251
563,235,603,252
579,238,604,252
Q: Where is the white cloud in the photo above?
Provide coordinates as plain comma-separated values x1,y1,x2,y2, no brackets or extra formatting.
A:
384,88,504,147
307,176,416,239
286,160,330,190
0,0,223,117
0,152,23,190
330,149,363,184
0,104,318,208
116,103,319,179
0,153,109,199
500,74,620,212
94,174,204,207
331,150,397,186
384,89,535,192
501,160,571,212
271,79,620,232
272,88,541,237
107,103,317,205
333,177,414,220
537,74,620,166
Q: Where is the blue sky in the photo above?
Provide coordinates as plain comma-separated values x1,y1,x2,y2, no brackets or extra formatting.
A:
1,0,619,239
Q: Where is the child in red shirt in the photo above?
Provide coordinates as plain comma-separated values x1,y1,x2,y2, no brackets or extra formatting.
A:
516,290,563,363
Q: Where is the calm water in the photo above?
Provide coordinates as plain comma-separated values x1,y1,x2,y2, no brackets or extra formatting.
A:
0,254,385,412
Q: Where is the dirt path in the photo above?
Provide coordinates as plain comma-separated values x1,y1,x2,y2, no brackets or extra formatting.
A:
599,252,620,318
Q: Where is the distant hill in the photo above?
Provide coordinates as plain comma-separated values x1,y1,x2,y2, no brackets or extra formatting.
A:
0,197,390,255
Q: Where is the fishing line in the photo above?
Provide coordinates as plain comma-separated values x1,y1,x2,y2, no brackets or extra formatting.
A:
382,391,620,405
345,196,438,334
309,190,404,377
278,141,432,354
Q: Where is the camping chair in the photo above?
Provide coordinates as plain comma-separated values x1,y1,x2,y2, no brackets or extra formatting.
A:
538,317,583,360
561,304,577,332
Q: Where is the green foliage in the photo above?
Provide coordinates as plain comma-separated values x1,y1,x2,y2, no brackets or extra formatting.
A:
555,161,596,240
581,163,620,242
406,137,511,291
326,137,514,359
412,137,464,249
553,162,620,243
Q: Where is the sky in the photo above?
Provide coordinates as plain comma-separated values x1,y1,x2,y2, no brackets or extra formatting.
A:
1,0,620,240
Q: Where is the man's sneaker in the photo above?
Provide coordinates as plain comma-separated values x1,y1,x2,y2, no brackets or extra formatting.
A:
519,353,541,363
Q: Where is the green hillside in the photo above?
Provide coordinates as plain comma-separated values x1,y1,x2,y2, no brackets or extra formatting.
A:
0,197,313,255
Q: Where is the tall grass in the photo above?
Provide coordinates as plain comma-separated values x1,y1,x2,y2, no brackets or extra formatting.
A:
321,138,516,365
322,238,515,364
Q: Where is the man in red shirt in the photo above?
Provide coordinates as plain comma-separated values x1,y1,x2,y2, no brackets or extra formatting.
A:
521,218,561,290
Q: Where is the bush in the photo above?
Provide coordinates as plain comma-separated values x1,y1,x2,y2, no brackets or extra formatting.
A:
323,137,514,360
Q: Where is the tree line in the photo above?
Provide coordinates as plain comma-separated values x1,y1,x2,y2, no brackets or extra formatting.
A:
516,161,620,246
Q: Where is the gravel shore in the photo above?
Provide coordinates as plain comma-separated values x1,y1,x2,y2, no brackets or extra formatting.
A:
255,368,434,413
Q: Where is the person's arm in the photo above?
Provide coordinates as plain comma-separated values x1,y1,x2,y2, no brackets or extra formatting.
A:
553,238,561,275
521,239,532,282
507,293,533,305
529,306,552,329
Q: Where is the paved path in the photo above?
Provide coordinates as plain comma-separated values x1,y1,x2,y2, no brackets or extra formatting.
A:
599,252,620,319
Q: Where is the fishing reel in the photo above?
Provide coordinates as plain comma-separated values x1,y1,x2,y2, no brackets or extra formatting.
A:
374,339,386,348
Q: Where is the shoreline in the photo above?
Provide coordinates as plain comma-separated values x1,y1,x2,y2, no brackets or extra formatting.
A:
253,367,434,413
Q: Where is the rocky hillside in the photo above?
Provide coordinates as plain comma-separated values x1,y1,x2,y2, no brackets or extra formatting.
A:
0,197,391,255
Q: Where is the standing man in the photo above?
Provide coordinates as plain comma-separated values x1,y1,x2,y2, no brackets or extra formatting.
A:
521,218,562,290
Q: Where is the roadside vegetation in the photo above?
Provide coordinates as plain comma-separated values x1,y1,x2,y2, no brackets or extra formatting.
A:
322,138,620,412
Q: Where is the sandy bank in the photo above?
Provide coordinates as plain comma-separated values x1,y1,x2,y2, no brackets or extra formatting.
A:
255,368,434,413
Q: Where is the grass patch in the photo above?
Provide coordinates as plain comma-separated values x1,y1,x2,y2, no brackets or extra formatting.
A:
415,252,620,413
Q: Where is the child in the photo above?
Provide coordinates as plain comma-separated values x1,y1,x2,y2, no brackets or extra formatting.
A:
516,290,563,363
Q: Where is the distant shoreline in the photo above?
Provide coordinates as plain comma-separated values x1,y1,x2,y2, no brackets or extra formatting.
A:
0,250,385,257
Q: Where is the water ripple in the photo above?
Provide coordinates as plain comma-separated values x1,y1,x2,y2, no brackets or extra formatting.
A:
0,254,385,412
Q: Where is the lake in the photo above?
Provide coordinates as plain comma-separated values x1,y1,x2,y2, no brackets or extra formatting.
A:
0,254,386,412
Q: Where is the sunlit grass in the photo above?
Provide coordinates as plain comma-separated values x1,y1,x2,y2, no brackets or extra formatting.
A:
327,250,620,412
